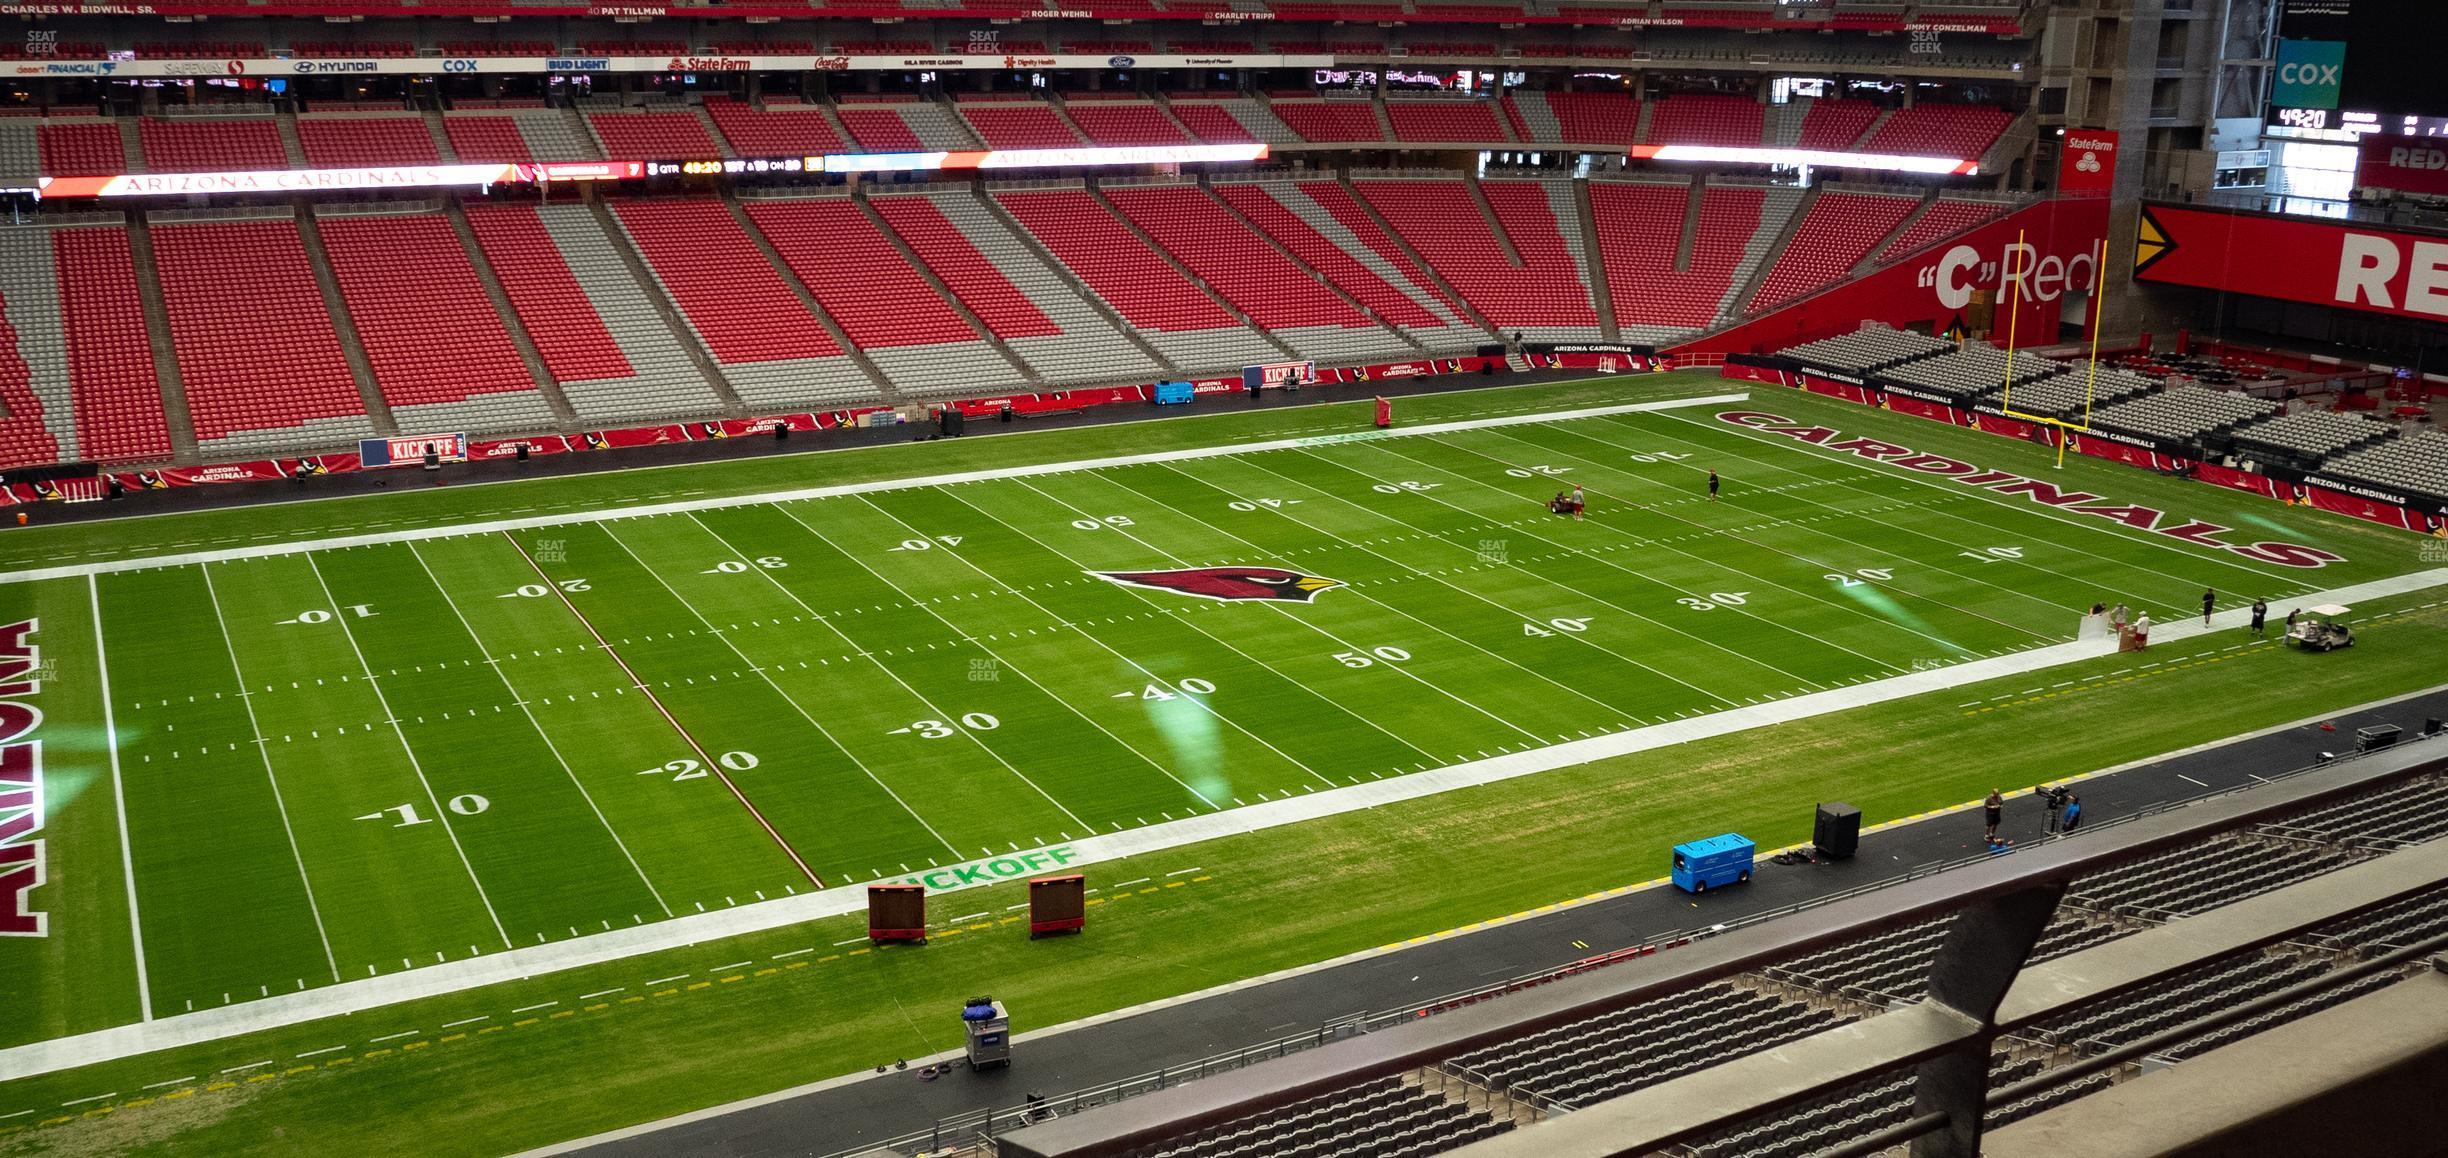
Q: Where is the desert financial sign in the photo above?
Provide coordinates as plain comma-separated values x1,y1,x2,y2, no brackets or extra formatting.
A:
2134,203,2448,324
1716,412,2346,568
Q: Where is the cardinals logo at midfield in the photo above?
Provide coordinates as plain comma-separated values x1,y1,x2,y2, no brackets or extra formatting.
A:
1091,566,1344,603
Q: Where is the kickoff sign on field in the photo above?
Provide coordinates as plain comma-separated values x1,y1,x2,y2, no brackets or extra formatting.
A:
360,432,469,468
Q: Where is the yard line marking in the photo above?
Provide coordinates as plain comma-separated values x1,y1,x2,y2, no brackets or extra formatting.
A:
685,511,1099,831
644,975,688,986
60,1092,116,1106
0,394,1756,589
579,989,623,1000
301,553,513,951
502,532,825,888
141,1077,194,1089
771,948,814,959
440,1016,488,1028
597,521,967,861
197,565,341,984
855,491,1343,791
406,542,671,918
831,937,866,947
1181,456,1781,706
2179,774,2209,787
368,1030,418,1043
87,575,152,1022
296,1045,347,1057
1164,867,1203,876
511,1002,557,1014
1025,471,1544,746
218,1060,272,1073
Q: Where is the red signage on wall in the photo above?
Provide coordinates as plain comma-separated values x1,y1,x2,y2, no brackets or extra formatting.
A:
2355,134,2448,198
1674,197,2112,356
2133,202,2448,324
2059,129,2119,198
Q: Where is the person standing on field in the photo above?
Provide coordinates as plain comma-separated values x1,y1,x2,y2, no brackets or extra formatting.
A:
1707,470,1720,501
1570,483,1585,520
1984,789,2004,843
2201,588,2216,626
2251,598,2268,637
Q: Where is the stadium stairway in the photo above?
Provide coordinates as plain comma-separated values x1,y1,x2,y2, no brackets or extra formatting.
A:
442,200,580,426
1081,181,1302,365
851,190,1046,390
292,206,398,436
122,211,198,460
585,197,748,417
1570,177,1621,343
1326,173,1498,337
1724,182,1820,321
423,107,457,162
717,190,899,403
274,107,310,170
1208,180,1468,351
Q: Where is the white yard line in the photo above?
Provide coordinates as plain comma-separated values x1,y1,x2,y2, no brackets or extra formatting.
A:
10,563,2441,1083
196,564,341,985
300,553,514,952
87,574,151,1023
405,542,673,919
0,394,1759,588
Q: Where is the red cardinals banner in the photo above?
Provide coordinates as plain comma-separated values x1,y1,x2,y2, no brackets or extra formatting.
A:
2356,135,2448,198
2060,130,2119,198
1678,197,2111,357
2133,203,2448,325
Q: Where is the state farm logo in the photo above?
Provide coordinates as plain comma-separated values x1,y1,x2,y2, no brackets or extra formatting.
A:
2076,151,2102,173
2066,134,2117,154
667,56,749,72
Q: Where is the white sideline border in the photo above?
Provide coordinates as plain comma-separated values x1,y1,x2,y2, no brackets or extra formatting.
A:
8,567,2445,1082
0,392,1754,586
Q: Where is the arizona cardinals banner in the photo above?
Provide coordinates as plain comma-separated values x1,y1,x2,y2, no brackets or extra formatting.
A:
2133,202,2448,324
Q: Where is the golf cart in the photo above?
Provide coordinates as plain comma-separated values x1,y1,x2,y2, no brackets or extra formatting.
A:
2287,604,2355,652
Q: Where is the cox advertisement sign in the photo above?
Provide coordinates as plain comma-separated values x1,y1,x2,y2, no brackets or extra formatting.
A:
2134,202,2448,324
2273,39,2347,109
1677,197,2109,356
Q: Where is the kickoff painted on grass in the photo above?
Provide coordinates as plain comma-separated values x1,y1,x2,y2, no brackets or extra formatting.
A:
1718,412,2348,568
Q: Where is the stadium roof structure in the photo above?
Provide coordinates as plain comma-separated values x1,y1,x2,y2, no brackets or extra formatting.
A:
991,738,2448,1158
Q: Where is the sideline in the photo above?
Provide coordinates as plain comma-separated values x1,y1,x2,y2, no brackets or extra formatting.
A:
4,561,2442,1082
0,393,1751,586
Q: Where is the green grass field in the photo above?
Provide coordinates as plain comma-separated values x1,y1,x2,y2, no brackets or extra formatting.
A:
3,373,2441,1156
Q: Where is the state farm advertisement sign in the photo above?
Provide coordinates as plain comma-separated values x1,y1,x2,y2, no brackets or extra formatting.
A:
1674,197,2110,356
2133,203,2448,324
2356,134,2448,197
2060,129,2118,198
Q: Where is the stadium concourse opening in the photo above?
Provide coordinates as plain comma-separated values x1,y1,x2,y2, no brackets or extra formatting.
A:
3,1,2448,1155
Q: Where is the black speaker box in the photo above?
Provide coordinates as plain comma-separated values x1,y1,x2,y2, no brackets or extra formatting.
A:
939,409,966,437
1814,802,1861,861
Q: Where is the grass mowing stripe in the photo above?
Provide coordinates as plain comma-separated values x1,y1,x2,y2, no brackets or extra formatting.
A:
1112,461,1669,722
194,564,343,987
1004,474,1549,749
1394,432,2063,646
405,542,674,920
86,573,151,1023
1643,404,2312,593
680,509,1102,832
500,531,830,888
759,502,1223,815
1360,433,2045,653
1556,416,2235,614
300,551,516,951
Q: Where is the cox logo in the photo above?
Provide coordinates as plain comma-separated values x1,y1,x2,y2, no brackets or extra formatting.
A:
442,58,481,72
2278,61,2341,86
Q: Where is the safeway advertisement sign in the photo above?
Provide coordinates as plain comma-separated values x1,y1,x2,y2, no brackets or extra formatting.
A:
2355,134,2448,198
2060,130,2118,198
1676,197,2110,356
2133,202,2448,323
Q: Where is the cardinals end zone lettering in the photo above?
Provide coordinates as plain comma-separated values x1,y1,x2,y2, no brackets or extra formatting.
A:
1093,566,1345,602
1716,413,2345,569
0,619,46,937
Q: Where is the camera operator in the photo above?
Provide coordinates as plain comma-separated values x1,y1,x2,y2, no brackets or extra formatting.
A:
2035,785,2073,834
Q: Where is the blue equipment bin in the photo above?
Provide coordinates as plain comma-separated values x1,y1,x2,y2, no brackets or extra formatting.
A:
1671,834,1755,894
1152,381,1195,405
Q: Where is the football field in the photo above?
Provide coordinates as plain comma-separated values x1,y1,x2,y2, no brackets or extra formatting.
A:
0,384,2421,1059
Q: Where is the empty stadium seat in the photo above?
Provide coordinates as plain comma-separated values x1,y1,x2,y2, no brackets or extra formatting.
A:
585,110,720,159
295,116,442,168
1062,97,1196,147
994,187,1280,372
953,97,1086,149
1747,191,1919,311
1645,93,1764,147
1102,184,1409,362
745,197,1014,396
703,97,848,156
50,227,173,463
138,117,287,173
1359,177,1599,339
1385,98,1507,144
36,121,122,176
150,218,369,454
316,213,554,434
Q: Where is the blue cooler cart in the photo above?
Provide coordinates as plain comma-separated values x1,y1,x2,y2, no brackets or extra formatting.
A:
962,996,1011,1070
1671,834,1755,894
